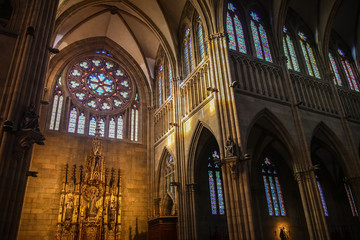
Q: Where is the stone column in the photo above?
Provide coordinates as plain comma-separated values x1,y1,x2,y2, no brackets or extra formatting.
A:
0,0,59,239
278,55,330,239
208,32,256,240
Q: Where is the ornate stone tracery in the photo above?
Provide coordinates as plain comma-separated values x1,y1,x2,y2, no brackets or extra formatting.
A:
56,130,122,240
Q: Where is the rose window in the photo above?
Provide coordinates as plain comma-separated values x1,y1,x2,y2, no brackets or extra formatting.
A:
66,56,133,113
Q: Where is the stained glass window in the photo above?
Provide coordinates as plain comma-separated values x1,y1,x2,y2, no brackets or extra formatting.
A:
109,118,116,138
283,27,300,71
198,22,205,61
168,64,172,97
49,77,63,131
165,155,175,197
77,112,85,134
208,150,225,215
89,117,96,136
249,12,272,62
159,76,162,106
344,183,358,216
337,49,359,92
68,108,77,133
298,31,320,78
183,28,193,77
316,176,328,216
328,52,342,86
261,157,286,216
117,116,123,139
226,3,246,53
49,50,140,141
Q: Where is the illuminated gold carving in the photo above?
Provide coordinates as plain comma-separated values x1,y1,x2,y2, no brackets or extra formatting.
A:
56,129,122,240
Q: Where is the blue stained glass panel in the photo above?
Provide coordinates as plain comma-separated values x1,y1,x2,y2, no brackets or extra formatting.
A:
317,180,328,216
168,64,172,96
263,176,274,216
234,15,246,53
259,24,272,62
99,118,105,137
184,42,190,75
216,171,225,215
226,13,236,50
328,53,342,86
208,170,218,215
251,21,263,59
269,176,280,216
198,23,205,60
189,35,193,71
275,177,286,216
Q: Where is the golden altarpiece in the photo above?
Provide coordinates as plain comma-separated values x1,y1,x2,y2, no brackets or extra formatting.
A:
56,130,122,240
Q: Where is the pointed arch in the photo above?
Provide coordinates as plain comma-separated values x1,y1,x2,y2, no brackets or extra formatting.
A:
311,122,351,176
187,121,221,184
246,108,297,168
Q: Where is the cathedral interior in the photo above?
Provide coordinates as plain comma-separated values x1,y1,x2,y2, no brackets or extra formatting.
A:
1,0,360,239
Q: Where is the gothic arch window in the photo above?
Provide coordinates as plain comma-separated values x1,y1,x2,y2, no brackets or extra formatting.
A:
49,50,140,142
155,51,172,108
165,156,175,198
208,150,225,215
195,16,207,63
328,52,343,86
249,11,272,62
337,49,359,92
226,3,247,53
298,31,320,78
261,157,286,216
49,77,63,131
283,26,300,71
183,28,194,76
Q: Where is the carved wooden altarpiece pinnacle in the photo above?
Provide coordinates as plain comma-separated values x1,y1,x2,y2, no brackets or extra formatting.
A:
56,129,122,240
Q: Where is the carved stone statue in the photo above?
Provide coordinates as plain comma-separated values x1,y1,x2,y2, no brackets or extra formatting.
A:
21,103,40,131
64,195,74,220
225,135,234,157
280,227,290,240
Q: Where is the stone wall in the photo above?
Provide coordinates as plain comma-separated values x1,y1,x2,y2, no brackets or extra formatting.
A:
18,132,148,240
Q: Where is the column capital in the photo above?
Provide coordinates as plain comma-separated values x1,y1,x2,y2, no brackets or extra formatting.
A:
209,32,226,40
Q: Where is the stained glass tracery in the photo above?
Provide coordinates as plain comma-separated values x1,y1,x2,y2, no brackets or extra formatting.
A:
226,3,246,53
337,49,359,92
298,31,320,78
67,55,134,113
49,50,140,142
208,150,225,215
261,157,286,216
328,52,342,86
283,27,300,71
249,12,272,62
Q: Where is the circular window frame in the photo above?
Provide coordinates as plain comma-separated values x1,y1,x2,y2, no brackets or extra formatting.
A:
63,53,136,115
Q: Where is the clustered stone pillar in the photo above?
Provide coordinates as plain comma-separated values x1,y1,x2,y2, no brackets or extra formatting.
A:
0,0,59,239
208,32,256,240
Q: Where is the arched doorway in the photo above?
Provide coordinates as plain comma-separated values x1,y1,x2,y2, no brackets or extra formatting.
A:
247,110,309,239
311,128,360,239
193,128,228,240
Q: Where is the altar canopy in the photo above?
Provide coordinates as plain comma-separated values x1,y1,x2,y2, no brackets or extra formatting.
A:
56,131,122,240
